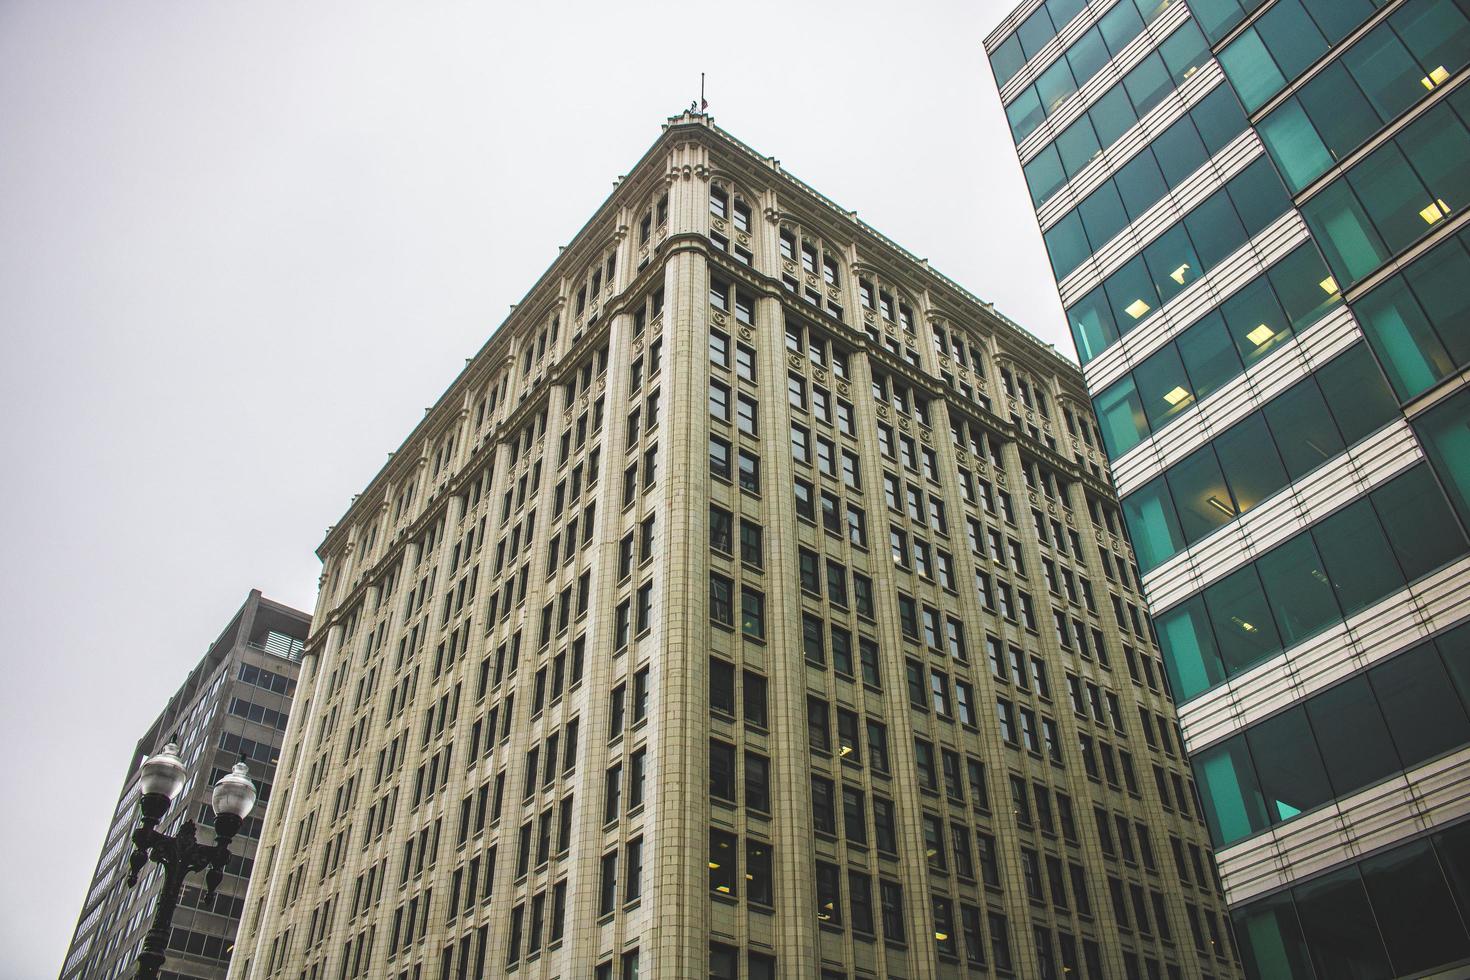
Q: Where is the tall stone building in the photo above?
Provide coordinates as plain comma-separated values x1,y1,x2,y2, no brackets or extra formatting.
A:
59,590,309,980
231,112,1239,980
985,0,1470,976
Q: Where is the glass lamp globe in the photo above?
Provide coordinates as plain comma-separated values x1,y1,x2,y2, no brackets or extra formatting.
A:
211,761,257,821
138,743,188,801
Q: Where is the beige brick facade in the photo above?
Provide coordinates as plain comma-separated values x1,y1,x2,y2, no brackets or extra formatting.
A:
230,113,1242,980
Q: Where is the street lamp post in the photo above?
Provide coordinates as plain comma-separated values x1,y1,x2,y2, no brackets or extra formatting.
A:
124,742,258,980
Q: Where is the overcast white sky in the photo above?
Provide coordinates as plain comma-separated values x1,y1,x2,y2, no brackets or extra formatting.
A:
0,2,1061,975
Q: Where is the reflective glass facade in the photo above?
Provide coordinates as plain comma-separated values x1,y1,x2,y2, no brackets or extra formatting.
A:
987,0,1470,974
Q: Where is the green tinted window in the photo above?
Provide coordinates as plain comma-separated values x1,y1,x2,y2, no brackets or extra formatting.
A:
1313,343,1400,444
1134,342,1196,431
1405,235,1470,364
1168,446,1236,542
1292,867,1393,978
1023,144,1065,207
1262,375,1342,479
1398,104,1470,220
1144,225,1202,305
1195,738,1269,845
990,35,1025,88
1234,893,1315,980
1007,87,1045,144
1268,243,1341,330
1297,60,1379,166
1355,276,1453,397
1044,211,1091,279
1123,477,1186,573
1370,463,1469,580
1301,0,1376,40
1103,255,1158,332
1391,0,1470,84
1093,377,1147,459
1413,387,1470,526
1219,30,1285,112
1079,181,1129,253
1184,189,1249,270
1056,117,1102,175
1259,98,1334,194
1035,58,1079,118
1343,23,1424,122
1214,413,1288,513
1192,84,1250,155
1348,141,1432,256
1067,286,1119,365
1221,276,1290,367
1158,597,1226,699
1203,566,1282,675
1115,151,1168,219
1226,157,1292,237
1302,180,1390,287
1151,111,1209,186
1176,311,1242,400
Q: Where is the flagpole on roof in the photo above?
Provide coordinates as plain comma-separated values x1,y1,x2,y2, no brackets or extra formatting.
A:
701,72,707,112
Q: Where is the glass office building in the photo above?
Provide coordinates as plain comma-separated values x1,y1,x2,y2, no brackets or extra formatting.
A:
986,1,1470,977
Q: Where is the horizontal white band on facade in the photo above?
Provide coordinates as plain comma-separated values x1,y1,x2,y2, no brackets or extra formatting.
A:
1110,305,1361,497
1179,555,1470,755
1018,1,1192,166
1083,210,1310,393
1143,420,1424,612
998,0,1126,105
1214,740,1470,907
1035,63,1225,231
1055,130,1263,297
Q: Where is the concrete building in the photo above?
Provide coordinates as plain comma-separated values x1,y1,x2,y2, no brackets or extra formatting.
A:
231,112,1239,980
984,1,1470,976
59,590,310,980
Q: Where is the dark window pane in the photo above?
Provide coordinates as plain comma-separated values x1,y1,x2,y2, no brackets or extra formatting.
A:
1359,839,1470,975
1315,498,1403,616
1232,892,1314,980
1256,535,1340,646
1369,641,1470,766
1370,464,1469,581
1245,707,1334,825
1292,865,1392,979
1261,377,1343,480
1303,675,1399,797
1313,343,1399,445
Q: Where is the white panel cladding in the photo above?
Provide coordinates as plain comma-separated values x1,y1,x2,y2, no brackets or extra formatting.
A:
1178,556,1470,754
1214,743,1470,907
1036,66,1223,230
1110,305,1361,497
1051,134,1263,318
1083,211,1310,392
999,0,1126,105
1018,1,1192,166
1142,421,1424,611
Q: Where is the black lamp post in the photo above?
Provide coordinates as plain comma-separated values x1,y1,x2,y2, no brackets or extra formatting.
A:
124,741,258,980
